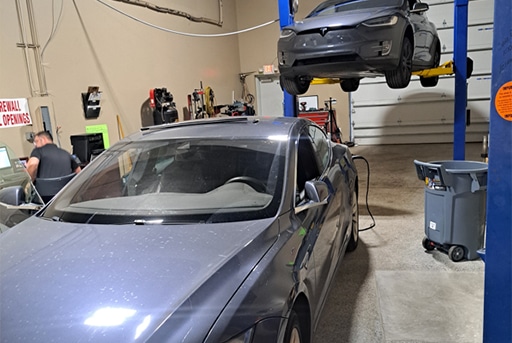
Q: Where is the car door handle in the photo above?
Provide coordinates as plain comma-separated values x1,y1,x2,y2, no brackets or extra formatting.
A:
299,244,312,269
300,251,310,269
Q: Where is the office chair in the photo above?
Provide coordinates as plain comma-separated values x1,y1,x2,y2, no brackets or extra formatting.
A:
35,173,76,203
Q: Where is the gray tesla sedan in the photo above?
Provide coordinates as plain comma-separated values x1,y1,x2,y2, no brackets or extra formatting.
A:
278,0,440,94
0,117,359,343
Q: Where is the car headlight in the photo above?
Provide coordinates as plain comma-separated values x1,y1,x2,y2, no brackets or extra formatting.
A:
362,15,398,27
226,327,254,343
280,29,296,38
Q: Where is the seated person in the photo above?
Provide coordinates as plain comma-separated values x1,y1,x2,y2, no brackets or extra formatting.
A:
26,131,81,181
26,131,81,201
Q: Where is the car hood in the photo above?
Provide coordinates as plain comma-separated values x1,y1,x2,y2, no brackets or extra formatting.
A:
0,216,278,342
293,6,398,30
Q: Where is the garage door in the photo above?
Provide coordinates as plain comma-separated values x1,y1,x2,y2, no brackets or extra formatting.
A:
351,0,494,145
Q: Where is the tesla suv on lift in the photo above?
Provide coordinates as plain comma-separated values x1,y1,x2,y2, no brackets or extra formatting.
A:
278,0,441,94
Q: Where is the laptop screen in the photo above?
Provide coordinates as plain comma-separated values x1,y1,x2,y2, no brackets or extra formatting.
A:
0,146,12,170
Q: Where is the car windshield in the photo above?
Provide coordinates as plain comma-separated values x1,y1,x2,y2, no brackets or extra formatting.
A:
308,0,403,17
40,137,286,224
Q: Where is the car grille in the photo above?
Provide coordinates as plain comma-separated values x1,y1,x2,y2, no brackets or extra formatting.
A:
298,26,355,36
295,54,359,66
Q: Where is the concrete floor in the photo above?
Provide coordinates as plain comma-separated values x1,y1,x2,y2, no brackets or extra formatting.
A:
313,143,486,343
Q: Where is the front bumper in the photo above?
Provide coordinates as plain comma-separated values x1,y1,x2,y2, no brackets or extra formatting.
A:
278,23,405,79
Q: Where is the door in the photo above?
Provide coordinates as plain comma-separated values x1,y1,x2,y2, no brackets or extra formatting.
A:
294,125,344,321
409,0,436,65
255,74,283,117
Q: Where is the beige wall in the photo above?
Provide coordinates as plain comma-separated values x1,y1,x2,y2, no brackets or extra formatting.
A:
1,0,350,158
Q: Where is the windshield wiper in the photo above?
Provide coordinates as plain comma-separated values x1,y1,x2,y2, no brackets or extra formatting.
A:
134,219,164,225
133,218,206,225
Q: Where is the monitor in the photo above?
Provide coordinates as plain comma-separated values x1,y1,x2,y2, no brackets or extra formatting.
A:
0,146,12,170
70,133,104,165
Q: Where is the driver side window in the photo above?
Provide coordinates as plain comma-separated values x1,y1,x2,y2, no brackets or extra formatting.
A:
308,125,330,174
296,129,322,204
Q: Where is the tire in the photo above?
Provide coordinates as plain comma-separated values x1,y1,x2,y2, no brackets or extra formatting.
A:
347,189,359,252
448,245,465,262
385,35,413,89
420,42,440,87
280,75,310,95
284,310,303,343
340,78,360,92
422,237,435,251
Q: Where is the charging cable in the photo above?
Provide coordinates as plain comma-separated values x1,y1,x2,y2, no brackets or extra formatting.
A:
352,155,376,232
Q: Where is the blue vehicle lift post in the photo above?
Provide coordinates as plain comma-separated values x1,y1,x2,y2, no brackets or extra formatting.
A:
482,0,512,341
453,0,469,160
278,0,296,117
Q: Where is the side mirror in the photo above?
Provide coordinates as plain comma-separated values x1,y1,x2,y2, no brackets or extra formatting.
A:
0,186,26,206
332,144,347,162
289,0,299,14
411,3,429,13
304,180,328,203
295,180,329,214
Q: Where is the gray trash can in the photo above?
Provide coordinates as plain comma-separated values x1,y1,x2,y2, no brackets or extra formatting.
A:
414,160,487,262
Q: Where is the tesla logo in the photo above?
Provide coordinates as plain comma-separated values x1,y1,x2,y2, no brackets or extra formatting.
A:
320,27,328,36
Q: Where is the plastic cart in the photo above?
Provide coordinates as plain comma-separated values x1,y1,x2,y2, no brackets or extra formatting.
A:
414,160,487,262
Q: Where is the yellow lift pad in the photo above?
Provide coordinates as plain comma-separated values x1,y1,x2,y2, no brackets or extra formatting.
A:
412,60,455,78
311,60,457,84
311,78,341,85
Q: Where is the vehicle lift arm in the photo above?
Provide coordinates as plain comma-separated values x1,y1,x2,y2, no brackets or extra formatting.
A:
311,58,472,85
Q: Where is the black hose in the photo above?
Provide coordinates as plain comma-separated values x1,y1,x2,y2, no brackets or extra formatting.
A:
352,155,376,232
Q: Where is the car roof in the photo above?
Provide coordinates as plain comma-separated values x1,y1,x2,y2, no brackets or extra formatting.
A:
129,116,306,142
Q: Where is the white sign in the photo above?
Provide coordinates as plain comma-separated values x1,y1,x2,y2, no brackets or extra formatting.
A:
0,98,32,128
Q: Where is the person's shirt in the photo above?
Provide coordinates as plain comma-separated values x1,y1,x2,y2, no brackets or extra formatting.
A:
30,143,79,179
